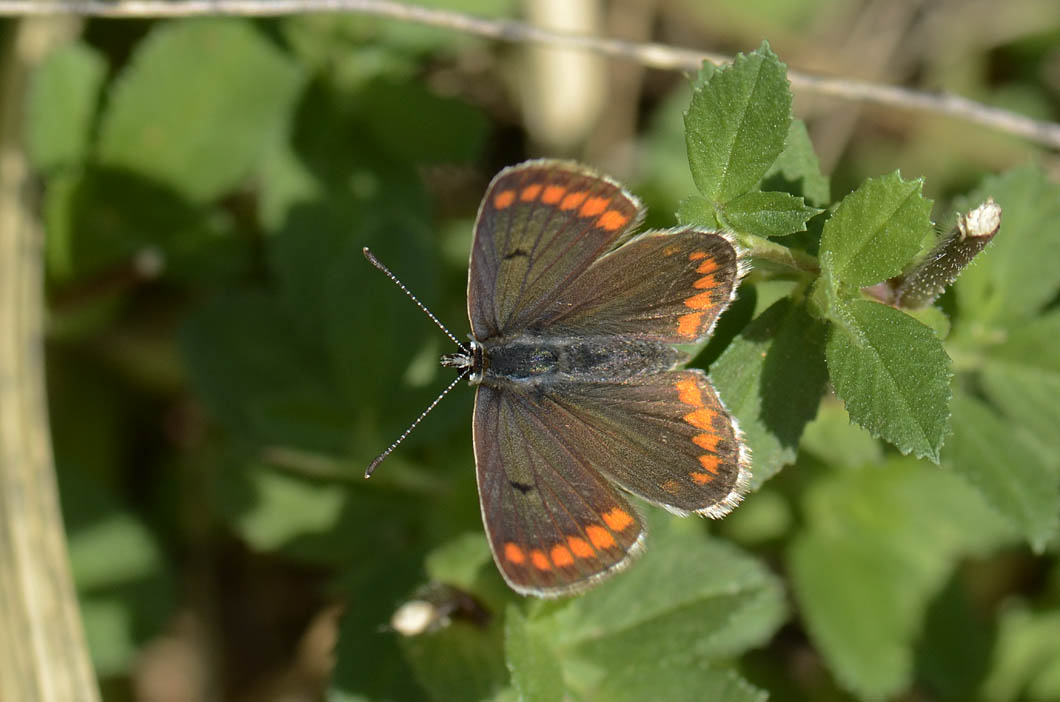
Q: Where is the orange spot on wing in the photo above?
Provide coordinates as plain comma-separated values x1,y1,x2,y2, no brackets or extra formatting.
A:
690,471,714,485
550,545,575,567
603,508,634,532
580,196,609,217
699,454,720,474
684,408,717,431
520,184,542,201
542,185,565,204
675,377,704,407
494,190,516,209
684,289,717,310
597,210,629,231
689,251,707,261
662,479,681,494
560,191,589,210
586,525,616,549
504,542,526,564
530,550,551,570
568,536,594,558
693,433,721,452
693,274,717,290
697,258,720,274
677,312,703,338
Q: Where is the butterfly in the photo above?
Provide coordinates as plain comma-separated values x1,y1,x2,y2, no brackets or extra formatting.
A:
369,160,751,598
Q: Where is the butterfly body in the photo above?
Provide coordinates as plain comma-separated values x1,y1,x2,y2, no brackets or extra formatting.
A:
435,160,751,597
478,335,683,385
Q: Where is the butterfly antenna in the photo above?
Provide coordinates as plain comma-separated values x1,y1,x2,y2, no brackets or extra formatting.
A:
363,247,467,351
365,369,469,478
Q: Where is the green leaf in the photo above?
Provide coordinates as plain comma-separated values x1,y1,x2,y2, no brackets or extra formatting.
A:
58,467,173,677
761,119,830,206
789,458,1012,699
355,79,489,164
180,290,351,450
503,515,783,700
538,514,786,670
209,454,431,567
505,606,566,702
953,165,1060,329
721,190,821,237
913,575,995,701
331,555,438,700
326,690,373,702
98,19,303,202
979,310,1060,455
685,42,792,203
819,171,933,289
676,194,721,228
403,619,509,702
712,298,829,487
807,258,838,321
266,190,450,444
27,41,107,172
719,487,793,545
424,533,493,589
257,136,323,232
71,513,173,675
980,366,1060,457
904,304,951,339
69,512,164,590
982,603,1060,702
799,400,883,469
690,60,717,91
594,662,767,702
945,392,1059,551
43,166,235,281
825,299,951,462
228,464,346,551
79,597,138,676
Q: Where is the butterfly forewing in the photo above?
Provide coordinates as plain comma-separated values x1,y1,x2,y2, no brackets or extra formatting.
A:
467,160,642,339
473,385,645,597
538,229,742,343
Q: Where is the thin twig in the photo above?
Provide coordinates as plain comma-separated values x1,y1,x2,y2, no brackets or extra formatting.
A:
3,0,1059,150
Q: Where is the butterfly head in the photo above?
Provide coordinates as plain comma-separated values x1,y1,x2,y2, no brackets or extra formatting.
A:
441,340,486,384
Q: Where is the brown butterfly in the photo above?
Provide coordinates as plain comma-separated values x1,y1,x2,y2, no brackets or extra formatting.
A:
369,160,751,597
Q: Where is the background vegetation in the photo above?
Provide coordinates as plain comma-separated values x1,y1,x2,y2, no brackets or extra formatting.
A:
10,0,1060,699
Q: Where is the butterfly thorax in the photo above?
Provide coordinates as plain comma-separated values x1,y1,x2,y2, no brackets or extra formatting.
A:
454,335,682,388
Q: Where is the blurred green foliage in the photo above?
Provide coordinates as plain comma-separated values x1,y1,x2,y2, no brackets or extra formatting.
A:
21,3,1060,701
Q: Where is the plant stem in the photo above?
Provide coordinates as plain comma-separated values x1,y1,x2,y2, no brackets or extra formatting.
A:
0,16,101,702
735,233,820,274
891,199,1000,308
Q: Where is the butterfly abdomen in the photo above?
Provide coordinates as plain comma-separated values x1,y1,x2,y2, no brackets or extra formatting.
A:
481,335,681,385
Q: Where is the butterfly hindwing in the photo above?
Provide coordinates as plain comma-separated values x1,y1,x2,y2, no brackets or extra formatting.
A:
537,228,742,343
473,384,645,597
534,370,750,517
467,160,643,339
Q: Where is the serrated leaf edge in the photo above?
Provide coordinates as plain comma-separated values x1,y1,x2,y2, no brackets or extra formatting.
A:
828,302,953,462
